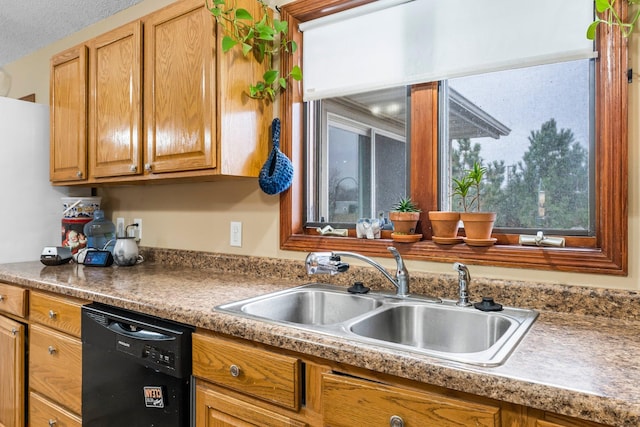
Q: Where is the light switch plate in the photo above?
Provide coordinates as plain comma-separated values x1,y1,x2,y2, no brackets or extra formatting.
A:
230,221,242,247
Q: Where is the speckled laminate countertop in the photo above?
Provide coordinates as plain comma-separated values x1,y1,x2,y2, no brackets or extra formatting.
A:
1,248,638,426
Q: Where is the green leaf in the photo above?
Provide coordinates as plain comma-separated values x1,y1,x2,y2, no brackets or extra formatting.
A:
241,42,252,56
234,8,253,20
263,70,279,85
213,0,226,5
273,19,288,34
290,65,302,81
210,7,221,17
586,20,600,40
595,0,611,13
221,36,238,53
278,77,287,89
256,24,275,40
265,87,276,101
289,40,298,54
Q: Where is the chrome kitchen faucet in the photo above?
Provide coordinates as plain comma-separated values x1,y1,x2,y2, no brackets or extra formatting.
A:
305,247,410,297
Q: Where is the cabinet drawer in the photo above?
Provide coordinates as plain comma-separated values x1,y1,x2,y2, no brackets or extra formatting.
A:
322,373,501,427
29,291,85,337
30,391,82,427
193,333,300,410
29,324,82,415
0,282,27,318
195,381,307,427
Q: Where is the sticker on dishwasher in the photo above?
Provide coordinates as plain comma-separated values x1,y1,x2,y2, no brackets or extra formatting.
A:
143,386,165,408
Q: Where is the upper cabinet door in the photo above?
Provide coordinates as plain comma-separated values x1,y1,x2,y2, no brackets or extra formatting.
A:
143,0,216,175
89,21,143,178
50,45,88,182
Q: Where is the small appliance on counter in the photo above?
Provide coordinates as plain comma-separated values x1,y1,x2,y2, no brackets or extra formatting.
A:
40,246,72,266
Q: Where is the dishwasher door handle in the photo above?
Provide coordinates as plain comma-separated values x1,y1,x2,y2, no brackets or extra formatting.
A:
107,321,175,341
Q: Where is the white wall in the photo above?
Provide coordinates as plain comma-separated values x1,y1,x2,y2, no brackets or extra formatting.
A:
4,0,639,290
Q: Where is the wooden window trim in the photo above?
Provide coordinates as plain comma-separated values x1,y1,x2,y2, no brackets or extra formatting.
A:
278,0,628,275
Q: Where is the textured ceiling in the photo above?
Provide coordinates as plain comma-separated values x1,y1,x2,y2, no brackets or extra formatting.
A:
0,0,144,67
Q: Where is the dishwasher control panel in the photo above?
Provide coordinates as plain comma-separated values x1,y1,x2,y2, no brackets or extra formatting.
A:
143,345,175,368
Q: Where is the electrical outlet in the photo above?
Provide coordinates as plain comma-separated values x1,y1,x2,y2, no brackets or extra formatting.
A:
230,221,242,247
116,217,125,238
133,218,142,241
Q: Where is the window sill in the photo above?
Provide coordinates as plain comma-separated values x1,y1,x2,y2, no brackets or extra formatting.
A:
281,233,624,275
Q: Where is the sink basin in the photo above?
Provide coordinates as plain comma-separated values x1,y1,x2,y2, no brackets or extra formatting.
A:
349,304,514,353
215,284,537,366
220,286,382,325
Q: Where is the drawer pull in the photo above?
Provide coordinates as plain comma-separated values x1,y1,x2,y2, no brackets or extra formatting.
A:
48,346,57,355
48,309,57,319
11,328,17,336
49,419,57,426
389,415,404,427
229,364,241,377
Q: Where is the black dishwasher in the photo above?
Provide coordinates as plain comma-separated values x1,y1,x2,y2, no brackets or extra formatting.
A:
82,303,194,427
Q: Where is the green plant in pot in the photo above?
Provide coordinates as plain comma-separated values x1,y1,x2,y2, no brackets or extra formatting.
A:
389,197,422,242
452,162,496,245
207,0,302,101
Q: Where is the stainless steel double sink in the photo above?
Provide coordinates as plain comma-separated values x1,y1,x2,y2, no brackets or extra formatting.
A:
215,283,538,366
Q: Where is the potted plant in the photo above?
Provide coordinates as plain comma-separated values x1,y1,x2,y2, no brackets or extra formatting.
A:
207,0,302,102
389,197,422,242
427,210,461,243
452,162,496,245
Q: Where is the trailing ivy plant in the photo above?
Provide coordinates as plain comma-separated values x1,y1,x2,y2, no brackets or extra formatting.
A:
587,0,640,39
207,0,302,101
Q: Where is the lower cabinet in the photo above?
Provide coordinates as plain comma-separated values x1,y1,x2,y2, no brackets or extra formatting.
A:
322,372,501,427
28,291,86,423
0,315,26,427
195,382,307,427
528,410,610,427
0,282,28,427
29,391,82,427
193,331,614,427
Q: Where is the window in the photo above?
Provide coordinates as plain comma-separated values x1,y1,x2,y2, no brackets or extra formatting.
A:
440,59,595,236
279,0,627,275
306,88,408,225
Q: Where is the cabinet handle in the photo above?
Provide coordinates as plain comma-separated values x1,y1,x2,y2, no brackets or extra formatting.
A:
130,164,137,172
48,419,57,426
389,415,404,427
48,346,57,355
48,309,57,319
11,328,17,336
76,170,83,178
229,364,241,377
144,163,152,172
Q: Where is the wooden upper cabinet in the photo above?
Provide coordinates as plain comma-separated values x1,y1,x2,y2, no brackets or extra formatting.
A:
50,45,88,182
50,0,272,184
143,0,216,175
89,21,143,178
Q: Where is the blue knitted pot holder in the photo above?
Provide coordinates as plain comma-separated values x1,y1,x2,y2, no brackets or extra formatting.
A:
259,118,293,195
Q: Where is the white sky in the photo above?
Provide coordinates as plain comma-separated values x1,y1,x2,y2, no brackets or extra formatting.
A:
449,59,592,167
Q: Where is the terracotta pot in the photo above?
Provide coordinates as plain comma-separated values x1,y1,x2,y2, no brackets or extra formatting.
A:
389,211,420,235
428,211,460,238
460,212,496,240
